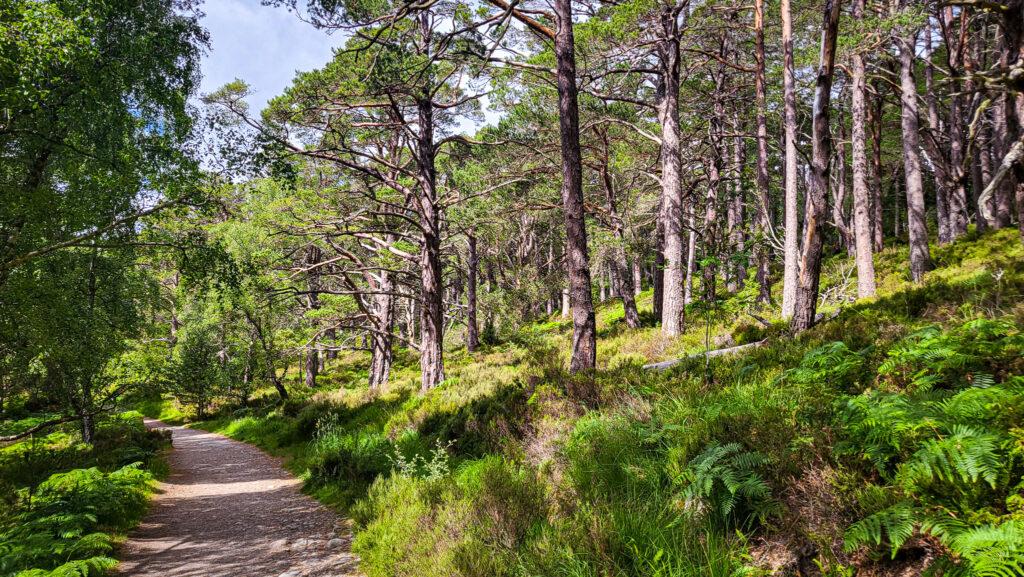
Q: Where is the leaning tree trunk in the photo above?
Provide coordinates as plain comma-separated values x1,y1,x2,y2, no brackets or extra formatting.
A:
791,0,842,333
658,6,686,336
834,114,854,255
555,0,596,372
851,0,877,298
781,0,801,319
898,20,932,282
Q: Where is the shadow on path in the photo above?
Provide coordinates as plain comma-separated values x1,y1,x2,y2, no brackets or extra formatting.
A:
115,419,360,577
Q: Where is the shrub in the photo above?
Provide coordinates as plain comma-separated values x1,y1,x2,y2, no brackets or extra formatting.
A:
0,463,152,577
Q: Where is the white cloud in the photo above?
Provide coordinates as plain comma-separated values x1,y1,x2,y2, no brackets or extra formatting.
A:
198,0,340,114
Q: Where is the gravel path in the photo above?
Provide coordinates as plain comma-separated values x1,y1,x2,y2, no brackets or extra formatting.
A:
115,418,360,577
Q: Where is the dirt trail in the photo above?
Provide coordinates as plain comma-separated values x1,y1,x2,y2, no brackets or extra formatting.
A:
116,418,360,577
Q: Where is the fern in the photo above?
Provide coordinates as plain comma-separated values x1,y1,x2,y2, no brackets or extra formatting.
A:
776,341,868,391
674,442,774,527
0,463,151,576
844,500,916,555
897,426,1002,490
841,320,1024,574
948,520,1024,577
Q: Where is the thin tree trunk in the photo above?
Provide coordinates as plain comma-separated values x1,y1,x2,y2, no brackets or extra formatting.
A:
851,1,877,298
685,211,697,305
466,233,480,352
791,0,842,332
304,245,321,388
598,136,641,329
653,212,665,319
368,270,395,388
703,46,728,305
781,0,800,319
633,259,643,296
923,21,953,245
941,7,970,238
870,89,886,251
554,0,596,372
835,111,854,255
728,112,747,292
898,21,933,282
754,0,773,304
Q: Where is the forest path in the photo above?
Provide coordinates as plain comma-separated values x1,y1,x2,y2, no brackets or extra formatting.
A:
115,418,360,577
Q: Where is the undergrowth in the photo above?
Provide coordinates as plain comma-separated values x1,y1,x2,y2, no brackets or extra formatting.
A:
0,413,168,577
171,229,1024,576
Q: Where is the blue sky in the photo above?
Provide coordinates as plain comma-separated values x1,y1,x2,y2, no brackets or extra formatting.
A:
197,0,496,131
198,0,340,115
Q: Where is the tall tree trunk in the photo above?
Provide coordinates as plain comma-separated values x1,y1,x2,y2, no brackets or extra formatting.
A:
835,111,854,255
993,26,1017,230
870,89,886,251
703,44,728,305
754,0,773,304
633,259,643,296
791,0,842,332
658,5,686,336
304,245,321,388
417,94,445,391
850,1,877,297
555,0,596,372
685,210,697,305
728,111,747,292
781,0,801,319
704,146,723,305
598,137,641,329
898,21,933,282
940,8,970,238
368,265,395,388
923,21,953,245
653,212,665,319
466,232,480,352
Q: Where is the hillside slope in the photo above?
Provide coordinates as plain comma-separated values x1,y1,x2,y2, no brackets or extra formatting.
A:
165,229,1024,577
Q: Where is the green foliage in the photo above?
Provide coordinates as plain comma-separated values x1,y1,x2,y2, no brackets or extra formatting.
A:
839,321,1024,574
0,464,152,577
167,326,225,418
674,443,774,528
183,232,1024,577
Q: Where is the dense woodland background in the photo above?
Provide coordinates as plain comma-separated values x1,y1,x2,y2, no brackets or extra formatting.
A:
3,0,1024,575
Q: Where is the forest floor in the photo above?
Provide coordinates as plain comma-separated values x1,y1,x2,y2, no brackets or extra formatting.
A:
114,418,361,577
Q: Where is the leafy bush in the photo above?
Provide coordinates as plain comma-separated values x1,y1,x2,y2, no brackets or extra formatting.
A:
0,463,152,577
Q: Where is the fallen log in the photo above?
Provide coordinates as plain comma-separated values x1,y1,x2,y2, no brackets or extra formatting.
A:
643,339,768,371
747,313,773,327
